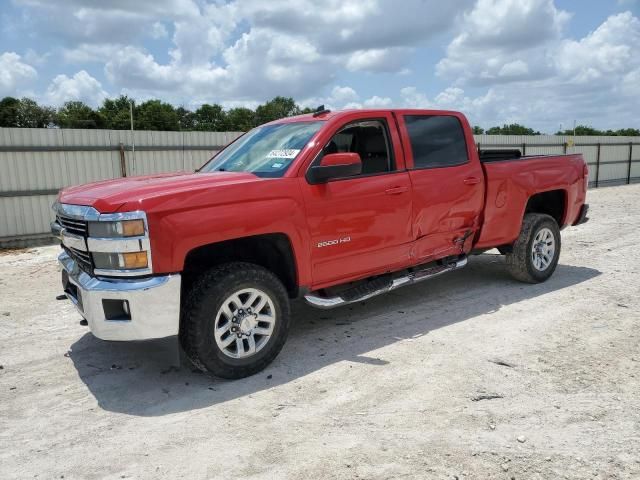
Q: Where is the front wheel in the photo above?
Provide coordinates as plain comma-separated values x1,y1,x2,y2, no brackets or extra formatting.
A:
506,213,561,283
180,262,291,379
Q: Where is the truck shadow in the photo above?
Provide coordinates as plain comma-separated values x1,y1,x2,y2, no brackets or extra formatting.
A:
68,254,600,416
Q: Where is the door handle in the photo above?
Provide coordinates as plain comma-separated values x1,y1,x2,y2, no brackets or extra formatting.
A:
385,186,409,195
463,177,481,185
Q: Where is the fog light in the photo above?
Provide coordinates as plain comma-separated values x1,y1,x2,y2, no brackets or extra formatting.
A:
121,251,148,269
102,299,132,321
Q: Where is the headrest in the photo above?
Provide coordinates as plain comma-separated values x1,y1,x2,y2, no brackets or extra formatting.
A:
361,131,386,154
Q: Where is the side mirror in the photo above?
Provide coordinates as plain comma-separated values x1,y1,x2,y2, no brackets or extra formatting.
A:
306,152,362,184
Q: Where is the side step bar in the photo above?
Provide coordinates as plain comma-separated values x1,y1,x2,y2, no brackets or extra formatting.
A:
304,255,468,309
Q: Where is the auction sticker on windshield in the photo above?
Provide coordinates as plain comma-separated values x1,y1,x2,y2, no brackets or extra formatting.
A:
266,149,300,159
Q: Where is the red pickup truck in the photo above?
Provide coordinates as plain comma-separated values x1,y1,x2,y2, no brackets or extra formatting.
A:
52,108,589,378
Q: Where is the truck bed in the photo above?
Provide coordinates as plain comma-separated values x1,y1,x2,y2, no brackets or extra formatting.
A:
475,153,587,249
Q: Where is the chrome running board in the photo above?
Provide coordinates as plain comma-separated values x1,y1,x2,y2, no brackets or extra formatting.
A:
304,255,468,309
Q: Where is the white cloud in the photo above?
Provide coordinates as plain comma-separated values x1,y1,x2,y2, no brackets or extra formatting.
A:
554,12,640,85
346,48,410,73
15,0,200,44
429,7,640,130
0,52,37,96
150,22,168,39
63,44,121,64
44,70,108,106
5,1,639,131
25,0,475,104
362,95,393,108
437,0,570,84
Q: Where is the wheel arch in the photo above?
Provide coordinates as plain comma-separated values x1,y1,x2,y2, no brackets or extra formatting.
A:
181,233,299,300
524,189,568,227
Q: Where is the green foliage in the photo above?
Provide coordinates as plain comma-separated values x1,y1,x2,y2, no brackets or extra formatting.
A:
194,104,226,131
224,107,256,131
176,106,196,130
2,98,56,128
2,96,638,136
255,96,301,125
0,97,21,127
486,123,541,135
136,100,180,130
56,101,105,129
99,95,136,130
555,125,640,136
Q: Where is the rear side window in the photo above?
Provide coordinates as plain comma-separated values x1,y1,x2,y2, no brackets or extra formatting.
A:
404,115,468,169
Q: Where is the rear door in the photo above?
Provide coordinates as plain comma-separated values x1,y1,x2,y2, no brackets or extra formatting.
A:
301,112,413,288
396,112,484,262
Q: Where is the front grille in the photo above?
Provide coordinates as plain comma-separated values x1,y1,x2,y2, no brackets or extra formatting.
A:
64,246,93,274
57,214,88,236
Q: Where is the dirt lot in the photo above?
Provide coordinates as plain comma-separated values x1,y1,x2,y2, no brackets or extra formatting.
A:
1,185,639,480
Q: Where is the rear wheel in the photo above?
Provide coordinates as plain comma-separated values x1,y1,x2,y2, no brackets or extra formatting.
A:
506,213,561,283
181,262,291,379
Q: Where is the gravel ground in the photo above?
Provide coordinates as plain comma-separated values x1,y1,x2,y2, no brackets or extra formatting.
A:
1,185,639,480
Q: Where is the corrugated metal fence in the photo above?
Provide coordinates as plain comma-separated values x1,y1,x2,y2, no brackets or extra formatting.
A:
0,128,638,246
0,128,243,246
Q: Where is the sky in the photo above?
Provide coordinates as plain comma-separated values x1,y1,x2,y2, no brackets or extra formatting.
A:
0,0,639,132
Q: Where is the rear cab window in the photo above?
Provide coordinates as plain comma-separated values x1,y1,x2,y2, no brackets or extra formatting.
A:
404,115,468,169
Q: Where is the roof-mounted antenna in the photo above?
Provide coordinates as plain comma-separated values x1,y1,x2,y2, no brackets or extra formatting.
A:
312,104,331,117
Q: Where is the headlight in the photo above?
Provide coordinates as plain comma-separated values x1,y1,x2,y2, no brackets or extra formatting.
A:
88,219,145,238
87,211,152,276
93,251,149,270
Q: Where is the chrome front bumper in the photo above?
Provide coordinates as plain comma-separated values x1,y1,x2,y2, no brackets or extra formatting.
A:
58,251,181,341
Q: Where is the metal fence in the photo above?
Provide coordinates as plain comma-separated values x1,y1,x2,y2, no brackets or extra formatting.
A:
0,128,243,246
0,128,638,246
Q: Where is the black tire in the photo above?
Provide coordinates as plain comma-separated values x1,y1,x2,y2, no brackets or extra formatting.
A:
180,262,291,379
505,213,561,283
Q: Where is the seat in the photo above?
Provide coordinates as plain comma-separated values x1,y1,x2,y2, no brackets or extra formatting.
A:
358,132,389,174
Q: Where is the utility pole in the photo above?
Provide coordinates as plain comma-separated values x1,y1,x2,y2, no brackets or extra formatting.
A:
130,100,136,174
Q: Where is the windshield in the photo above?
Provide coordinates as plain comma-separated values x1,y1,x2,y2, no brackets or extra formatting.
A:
200,121,324,178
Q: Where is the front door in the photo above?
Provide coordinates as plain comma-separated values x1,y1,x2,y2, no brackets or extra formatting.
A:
301,115,413,288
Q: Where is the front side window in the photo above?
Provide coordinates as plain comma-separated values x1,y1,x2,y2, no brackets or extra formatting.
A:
404,115,468,169
317,120,394,175
200,121,324,178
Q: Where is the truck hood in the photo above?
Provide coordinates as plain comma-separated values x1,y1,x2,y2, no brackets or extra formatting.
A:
58,171,260,213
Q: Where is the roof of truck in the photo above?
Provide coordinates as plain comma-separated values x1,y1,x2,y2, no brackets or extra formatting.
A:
269,108,465,124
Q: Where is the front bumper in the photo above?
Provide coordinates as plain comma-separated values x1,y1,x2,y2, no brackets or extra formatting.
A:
58,251,180,341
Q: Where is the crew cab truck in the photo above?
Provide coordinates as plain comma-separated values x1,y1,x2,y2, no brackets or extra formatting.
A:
52,108,589,378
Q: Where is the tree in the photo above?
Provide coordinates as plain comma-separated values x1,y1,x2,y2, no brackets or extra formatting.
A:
176,106,196,130
555,125,602,136
136,100,180,130
556,126,640,136
0,97,21,127
472,126,484,134
614,128,640,136
194,103,226,131
254,96,300,124
99,95,135,130
16,98,55,128
224,107,256,131
56,101,104,129
486,123,540,135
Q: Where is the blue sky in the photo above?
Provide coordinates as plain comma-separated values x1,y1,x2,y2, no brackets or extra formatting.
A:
1,0,639,132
